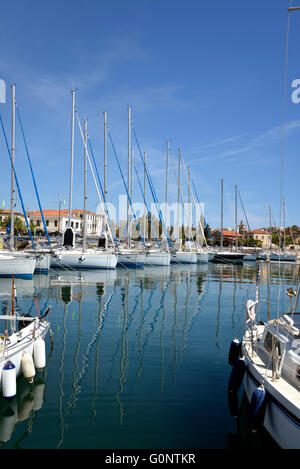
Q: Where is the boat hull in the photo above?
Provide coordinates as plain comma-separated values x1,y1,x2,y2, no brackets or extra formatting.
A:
117,252,146,269
243,364,300,449
269,253,296,262
144,251,171,266
51,250,118,269
243,254,257,261
196,251,209,263
211,253,244,264
171,252,197,264
0,256,36,279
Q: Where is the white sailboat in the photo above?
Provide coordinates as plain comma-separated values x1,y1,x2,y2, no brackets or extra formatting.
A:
229,279,300,448
170,149,197,265
0,278,50,398
228,8,300,447
211,180,244,264
269,199,296,262
141,145,170,266
0,85,37,279
51,94,117,270
115,107,146,269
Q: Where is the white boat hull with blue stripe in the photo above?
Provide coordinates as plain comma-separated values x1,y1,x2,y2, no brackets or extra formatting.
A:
241,312,300,448
117,251,146,268
0,255,36,279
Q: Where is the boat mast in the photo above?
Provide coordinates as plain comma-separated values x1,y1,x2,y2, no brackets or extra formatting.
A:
127,106,131,247
283,196,286,251
10,84,16,251
269,205,272,251
83,119,87,252
103,111,107,203
178,148,181,239
68,89,75,228
165,141,169,237
235,185,238,251
220,179,224,250
188,165,191,240
130,146,133,242
144,151,146,239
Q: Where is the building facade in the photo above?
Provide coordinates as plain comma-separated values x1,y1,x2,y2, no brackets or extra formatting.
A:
244,229,271,249
27,209,104,236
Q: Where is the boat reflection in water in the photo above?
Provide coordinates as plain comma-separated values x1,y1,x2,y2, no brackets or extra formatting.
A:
227,392,280,449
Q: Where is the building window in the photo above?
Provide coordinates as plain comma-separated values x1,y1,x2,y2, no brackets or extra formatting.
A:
76,222,79,229
37,220,40,226
55,220,58,227
46,220,49,227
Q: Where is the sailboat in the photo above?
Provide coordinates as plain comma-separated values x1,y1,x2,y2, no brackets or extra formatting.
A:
107,107,146,269
0,85,39,279
211,180,244,264
137,146,170,266
228,7,300,448
51,92,117,270
180,158,209,263
269,199,296,262
170,149,197,265
228,270,300,448
0,277,50,398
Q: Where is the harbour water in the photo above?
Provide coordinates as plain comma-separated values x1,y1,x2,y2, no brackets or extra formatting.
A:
0,261,298,449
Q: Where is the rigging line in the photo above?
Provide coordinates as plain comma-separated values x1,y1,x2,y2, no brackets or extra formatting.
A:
237,189,251,232
131,125,172,247
16,104,52,249
134,166,160,248
106,127,146,248
74,111,116,249
0,113,36,250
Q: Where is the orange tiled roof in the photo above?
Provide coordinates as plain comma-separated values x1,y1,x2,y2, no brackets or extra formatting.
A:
214,230,241,237
248,229,269,235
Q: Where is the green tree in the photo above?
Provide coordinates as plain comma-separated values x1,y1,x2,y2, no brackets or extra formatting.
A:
1,216,27,235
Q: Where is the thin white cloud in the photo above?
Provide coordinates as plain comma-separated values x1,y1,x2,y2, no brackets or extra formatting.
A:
188,120,300,164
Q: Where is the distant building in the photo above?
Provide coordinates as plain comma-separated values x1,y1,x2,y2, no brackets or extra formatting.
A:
244,229,271,249
212,230,242,247
27,209,104,235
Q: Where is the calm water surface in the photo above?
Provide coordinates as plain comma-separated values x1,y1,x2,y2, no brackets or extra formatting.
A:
0,261,298,449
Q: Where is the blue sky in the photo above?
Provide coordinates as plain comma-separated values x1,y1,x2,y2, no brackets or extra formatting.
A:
0,0,300,229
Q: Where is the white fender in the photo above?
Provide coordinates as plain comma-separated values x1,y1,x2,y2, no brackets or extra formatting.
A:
33,338,46,369
21,351,35,383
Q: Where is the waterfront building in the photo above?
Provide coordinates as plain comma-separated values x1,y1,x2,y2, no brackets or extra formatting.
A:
27,209,104,236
